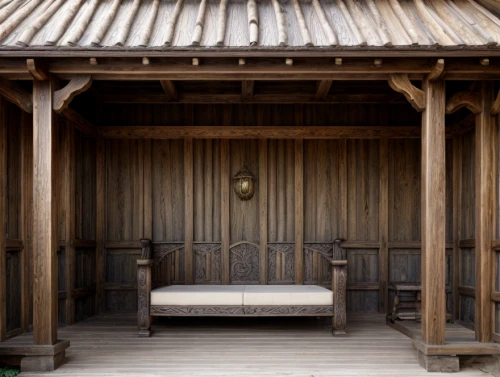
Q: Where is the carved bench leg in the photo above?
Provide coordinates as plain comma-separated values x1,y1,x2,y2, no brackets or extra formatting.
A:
137,260,153,337
332,263,347,336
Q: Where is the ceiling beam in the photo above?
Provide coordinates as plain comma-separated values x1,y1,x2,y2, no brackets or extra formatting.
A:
160,80,178,101
315,80,333,99
97,93,407,104
60,107,98,137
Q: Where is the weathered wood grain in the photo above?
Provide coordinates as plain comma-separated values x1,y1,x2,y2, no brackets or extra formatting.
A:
184,139,194,284
95,137,105,314
475,81,494,343
379,138,389,313
33,78,58,345
221,140,230,285
295,139,304,285
421,78,446,345
259,139,268,284
0,98,6,341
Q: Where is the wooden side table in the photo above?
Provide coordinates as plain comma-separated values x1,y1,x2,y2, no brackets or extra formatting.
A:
387,282,451,323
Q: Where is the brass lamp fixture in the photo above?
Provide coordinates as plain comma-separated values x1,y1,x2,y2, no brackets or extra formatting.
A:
233,165,256,200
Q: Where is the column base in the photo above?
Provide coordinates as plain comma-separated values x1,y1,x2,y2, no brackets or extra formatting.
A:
21,350,67,372
0,339,69,372
417,350,459,373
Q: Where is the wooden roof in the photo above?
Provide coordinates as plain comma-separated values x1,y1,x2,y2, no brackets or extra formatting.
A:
0,0,500,50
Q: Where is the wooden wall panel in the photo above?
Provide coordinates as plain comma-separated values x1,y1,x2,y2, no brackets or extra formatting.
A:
193,140,221,242
230,140,260,243
6,110,21,239
106,140,144,241
461,131,476,239
347,140,379,241
389,139,421,242
303,140,340,242
76,135,96,241
151,140,185,242
268,140,294,243
6,251,21,333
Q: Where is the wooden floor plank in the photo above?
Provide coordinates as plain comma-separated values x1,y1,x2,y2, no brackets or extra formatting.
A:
7,313,487,376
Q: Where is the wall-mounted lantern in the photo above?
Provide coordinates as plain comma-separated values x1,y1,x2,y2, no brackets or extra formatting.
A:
233,165,256,200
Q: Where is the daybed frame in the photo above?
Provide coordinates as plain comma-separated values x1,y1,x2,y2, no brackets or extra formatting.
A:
137,239,348,337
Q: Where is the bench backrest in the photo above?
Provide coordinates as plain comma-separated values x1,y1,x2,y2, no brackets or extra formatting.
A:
140,239,346,287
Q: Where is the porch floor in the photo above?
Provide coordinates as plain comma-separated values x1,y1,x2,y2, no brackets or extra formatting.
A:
8,313,492,376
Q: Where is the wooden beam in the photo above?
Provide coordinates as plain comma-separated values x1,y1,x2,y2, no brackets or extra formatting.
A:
53,75,92,113
475,81,495,343
295,139,304,285
95,137,105,314
259,139,267,284
315,80,332,99
100,125,424,140
0,77,32,113
241,80,254,101
98,92,406,104
60,107,98,137
491,89,500,116
0,98,6,342
33,78,58,345
184,138,193,284
388,74,425,112
27,59,48,81
421,78,446,345
221,139,230,285
379,138,389,314
62,121,76,325
159,80,177,101
445,92,481,115
427,59,445,81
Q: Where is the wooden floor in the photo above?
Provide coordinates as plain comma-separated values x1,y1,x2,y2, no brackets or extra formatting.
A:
8,313,491,376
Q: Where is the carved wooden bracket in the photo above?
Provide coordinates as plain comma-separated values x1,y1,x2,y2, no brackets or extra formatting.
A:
491,89,500,116
53,75,93,113
445,92,481,115
0,77,32,113
27,58,48,81
427,59,445,81
388,74,425,112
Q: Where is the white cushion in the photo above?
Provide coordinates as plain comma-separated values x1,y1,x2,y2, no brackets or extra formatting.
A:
243,285,333,306
151,285,245,306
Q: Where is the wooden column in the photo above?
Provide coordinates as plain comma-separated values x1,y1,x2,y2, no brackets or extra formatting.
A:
475,81,495,343
421,78,446,345
95,137,105,313
0,98,6,341
184,138,193,284
62,123,76,325
294,139,303,285
33,78,58,345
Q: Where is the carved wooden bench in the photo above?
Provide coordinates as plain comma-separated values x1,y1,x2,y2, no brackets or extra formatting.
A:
137,239,347,337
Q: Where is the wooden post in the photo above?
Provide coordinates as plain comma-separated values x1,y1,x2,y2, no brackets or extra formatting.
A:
0,98,6,341
33,78,58,345
95,137,105,313
63,122,76,325
295,139,303,285
475,81,494,343
421,78,446,345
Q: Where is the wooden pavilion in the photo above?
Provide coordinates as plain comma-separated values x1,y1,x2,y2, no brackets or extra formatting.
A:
2,0,500,374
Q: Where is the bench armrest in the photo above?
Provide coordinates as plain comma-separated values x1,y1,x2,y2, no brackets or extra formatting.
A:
137,257,153,337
